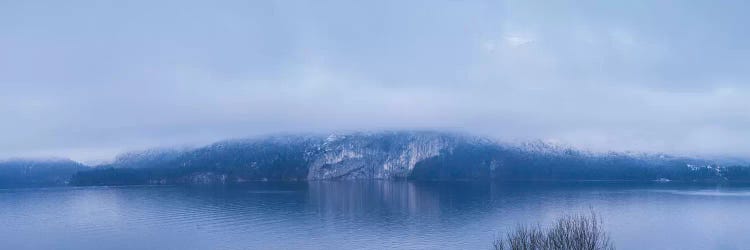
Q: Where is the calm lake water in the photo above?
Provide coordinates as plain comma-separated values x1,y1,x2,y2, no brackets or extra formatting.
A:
1,181,749,250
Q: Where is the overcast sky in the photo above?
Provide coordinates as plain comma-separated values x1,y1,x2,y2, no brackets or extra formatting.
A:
2,0,749,162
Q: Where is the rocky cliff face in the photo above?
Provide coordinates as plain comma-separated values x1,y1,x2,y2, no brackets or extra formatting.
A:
306,132,461,180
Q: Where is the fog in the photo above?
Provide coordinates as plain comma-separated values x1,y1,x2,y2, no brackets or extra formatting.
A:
2,0,749,162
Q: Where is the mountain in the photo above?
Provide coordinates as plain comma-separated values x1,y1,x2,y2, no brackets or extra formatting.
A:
70,131,750,185
0,158,89,187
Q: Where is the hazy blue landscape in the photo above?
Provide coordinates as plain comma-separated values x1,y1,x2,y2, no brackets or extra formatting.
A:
3,131,750,188
4,0,750,249
1,131,750,249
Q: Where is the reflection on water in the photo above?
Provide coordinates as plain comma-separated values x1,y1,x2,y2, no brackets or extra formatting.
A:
1,181,750,249
651,189,750,197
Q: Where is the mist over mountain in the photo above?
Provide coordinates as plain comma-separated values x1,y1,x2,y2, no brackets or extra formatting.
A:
3,131,749,187
0,158,87,187
69,131,750,186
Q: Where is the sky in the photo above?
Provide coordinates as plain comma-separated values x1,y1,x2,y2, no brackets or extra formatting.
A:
1,0,749,162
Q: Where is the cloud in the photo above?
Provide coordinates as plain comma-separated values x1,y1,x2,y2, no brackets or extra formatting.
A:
1,0,749,161
504,34,535,47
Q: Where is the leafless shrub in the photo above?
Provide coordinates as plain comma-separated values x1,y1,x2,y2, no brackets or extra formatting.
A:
493,210,614,250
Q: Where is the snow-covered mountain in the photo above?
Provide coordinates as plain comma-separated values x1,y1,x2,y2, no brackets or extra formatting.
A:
71,131,750,185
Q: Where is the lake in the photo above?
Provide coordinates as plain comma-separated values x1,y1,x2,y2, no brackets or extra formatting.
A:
1,181,749,249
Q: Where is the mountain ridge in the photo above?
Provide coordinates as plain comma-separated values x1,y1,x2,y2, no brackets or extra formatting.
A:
3,131,748,186
69,131,750,185
0,158,87,187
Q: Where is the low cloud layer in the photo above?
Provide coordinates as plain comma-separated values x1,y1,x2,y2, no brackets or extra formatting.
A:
2,0,749,162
